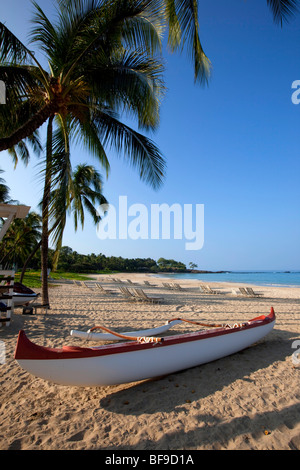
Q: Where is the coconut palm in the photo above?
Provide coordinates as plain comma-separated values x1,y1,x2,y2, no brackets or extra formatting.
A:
0,0,298,152
0,169,12,203
0,0,166,154
49,162,108,270
19,163,107,284
15,0,165,305
0,0,167,304
0,211,42,268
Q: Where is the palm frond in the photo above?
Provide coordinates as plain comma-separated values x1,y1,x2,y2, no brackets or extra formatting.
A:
70,116,110,174
0,21,32,63
165,0,211,84
118,0,165,55
58,0,164,83
84,47,165,131
93,110,166,190
266,0,299,25
30,2,60,58
0,64,45,110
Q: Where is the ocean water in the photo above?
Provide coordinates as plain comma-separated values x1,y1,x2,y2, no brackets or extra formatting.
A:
157,271,300,287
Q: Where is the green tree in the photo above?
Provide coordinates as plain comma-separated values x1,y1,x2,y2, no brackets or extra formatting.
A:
0,169,14,203
0,211,42,268
20,163,107,284
189,262,198,270
0,0,167,304
1,0,298,151
49,163,108,270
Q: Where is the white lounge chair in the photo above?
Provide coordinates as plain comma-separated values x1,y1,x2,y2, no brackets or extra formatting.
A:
144,280,155,287
162,282,174,290
199,284,220,294
118,286,139,301
127,279,139,286
172,283,184,291
96,283,115,295
245,287,264,297
133,288,163,304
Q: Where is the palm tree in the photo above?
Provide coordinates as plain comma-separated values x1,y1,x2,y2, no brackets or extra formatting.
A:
164,0,299,83
0,0,166,152
11,0,165,305
19,163,107,284
49,162,108,271
0,0,298,151
1,0,299,301
0,169,12,203
0,211,42,268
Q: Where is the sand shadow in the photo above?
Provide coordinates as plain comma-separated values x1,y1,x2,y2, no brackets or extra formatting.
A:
102,401,300,450
99,328,297,416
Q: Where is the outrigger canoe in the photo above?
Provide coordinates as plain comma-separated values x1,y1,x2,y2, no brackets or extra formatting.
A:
14,308,275,387
13,282,38,306
1,282,38,306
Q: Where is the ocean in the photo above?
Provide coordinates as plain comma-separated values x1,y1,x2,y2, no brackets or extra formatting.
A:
156,271,300,287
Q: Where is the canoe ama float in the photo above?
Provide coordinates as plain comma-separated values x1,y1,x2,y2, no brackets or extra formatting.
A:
70,319,183,342
14,308,275,387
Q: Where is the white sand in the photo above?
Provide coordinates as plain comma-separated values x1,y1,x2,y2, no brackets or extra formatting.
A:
0,273,299,450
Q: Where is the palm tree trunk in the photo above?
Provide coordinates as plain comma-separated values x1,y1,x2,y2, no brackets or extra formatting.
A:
0,102,58,152
41,115,54,306
20,240,41,284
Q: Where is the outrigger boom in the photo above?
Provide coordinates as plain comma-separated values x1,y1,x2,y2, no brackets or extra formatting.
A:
70,319,183,342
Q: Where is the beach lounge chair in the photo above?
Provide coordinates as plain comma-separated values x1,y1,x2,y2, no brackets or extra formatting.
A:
238,287,253,297
118,286,138,301
111,277,125,284
144,280,155,287
96,283,115,295
231,288,252,297
199,284,219,294
232,289,242,296
163,282,175,290
133,288,163,304
82,281,95,288
245,287,263,297
126,279,139,286
199,284,209,293
206,285,221,294
172,283,184,291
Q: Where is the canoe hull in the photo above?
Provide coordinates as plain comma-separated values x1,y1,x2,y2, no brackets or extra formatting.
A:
12,293,38,306
15,309,275,387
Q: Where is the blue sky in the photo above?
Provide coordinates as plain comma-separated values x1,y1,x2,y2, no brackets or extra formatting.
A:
0,0,299,270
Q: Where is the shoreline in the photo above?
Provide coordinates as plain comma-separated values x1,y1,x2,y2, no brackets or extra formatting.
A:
1,272,299,450
152,272,300,289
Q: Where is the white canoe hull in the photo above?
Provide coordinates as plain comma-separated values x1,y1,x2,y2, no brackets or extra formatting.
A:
15,310,275,387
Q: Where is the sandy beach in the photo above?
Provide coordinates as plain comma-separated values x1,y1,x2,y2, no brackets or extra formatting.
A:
0,273,299,451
